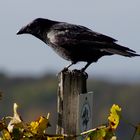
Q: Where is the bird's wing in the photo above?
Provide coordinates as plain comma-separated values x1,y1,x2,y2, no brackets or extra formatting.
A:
50,23,139,57
51,22,117,43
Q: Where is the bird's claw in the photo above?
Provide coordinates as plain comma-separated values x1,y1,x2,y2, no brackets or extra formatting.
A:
80,68,85,72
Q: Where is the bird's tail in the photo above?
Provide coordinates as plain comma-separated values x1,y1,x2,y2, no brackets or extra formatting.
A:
101,43,140,57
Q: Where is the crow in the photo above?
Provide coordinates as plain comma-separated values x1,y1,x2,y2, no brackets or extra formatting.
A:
17,18,140,71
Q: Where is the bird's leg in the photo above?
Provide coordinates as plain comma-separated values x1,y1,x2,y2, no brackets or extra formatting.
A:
81,62,92,72
62,62,76,72
65,62,74,69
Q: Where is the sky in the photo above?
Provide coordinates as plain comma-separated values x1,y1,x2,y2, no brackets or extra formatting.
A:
0,0,140,81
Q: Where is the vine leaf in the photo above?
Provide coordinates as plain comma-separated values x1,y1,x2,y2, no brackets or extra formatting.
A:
29,113,50,134
108,104,121,130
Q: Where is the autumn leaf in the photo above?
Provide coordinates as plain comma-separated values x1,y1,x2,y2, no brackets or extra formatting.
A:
47,135,64,140
108,104,121,130
29,113,50,134
1,129,11,140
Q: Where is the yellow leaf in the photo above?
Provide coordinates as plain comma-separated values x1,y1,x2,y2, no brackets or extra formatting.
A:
86,137,90,140
2,129,11,140
29,113,50,134
108,104,121,130
30,121,39,134
47,136,64,140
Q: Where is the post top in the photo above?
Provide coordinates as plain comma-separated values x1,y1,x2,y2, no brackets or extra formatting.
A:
58,69,88,79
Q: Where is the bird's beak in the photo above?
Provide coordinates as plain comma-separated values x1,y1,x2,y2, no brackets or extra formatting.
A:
17,26,28,35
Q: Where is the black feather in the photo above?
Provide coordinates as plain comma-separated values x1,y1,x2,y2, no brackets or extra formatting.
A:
17,18,140,71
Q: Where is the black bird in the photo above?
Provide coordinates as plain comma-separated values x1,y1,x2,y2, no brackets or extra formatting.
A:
17,18,140,71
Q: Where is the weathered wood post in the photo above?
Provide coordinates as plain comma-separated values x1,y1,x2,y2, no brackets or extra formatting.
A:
56,70,94,140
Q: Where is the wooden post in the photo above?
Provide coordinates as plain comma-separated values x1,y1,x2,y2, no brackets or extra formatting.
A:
56,70,94,140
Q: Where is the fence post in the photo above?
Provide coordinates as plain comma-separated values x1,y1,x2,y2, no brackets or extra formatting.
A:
56,70,94,140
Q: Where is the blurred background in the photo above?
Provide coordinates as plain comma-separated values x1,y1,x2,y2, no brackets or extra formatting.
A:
0,0,140,139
